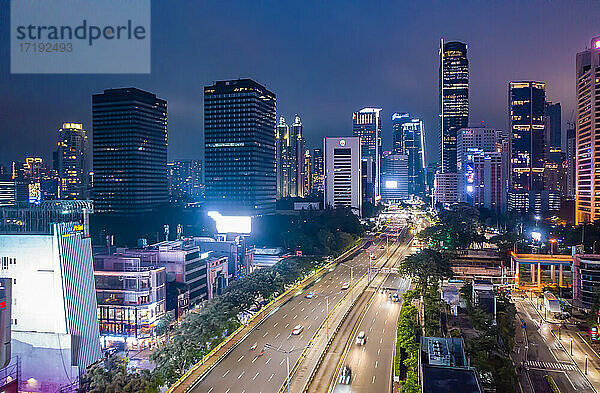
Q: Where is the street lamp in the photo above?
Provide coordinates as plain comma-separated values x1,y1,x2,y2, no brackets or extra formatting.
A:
550,238,557,255
339,262,354,304
586,354,589,375
263,343,309,393
570,338,573,356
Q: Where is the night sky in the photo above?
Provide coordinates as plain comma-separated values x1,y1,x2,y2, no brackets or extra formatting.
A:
0,1,598,166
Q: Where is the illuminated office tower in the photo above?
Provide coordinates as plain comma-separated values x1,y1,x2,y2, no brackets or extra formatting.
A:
276,117,290,198
392,113,411,154
324,137,362,216
204,79,277,215
508,81,557,213
312,148,324,193
290,115,306,197
56,122,88,200
566,123,576,199
576,37,600,223
399,117,426,196
439,39,469,174
92,88,168,215
544,102,564,197
167,159,203,203
353,108,382,203
381,154,409,202
303,149,312,196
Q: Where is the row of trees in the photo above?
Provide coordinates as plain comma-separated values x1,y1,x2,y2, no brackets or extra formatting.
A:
395,295,421,393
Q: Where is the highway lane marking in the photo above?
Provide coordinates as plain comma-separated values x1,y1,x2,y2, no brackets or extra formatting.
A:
225,389,230,393
207,388,214,393
369,327,373,332
378,348,381,355
285,323,289,328
238,355,244,362
287,334,292,339
380,338,383,344
304,315,309,320
278,344,282,350
315,316,318,320
293,315,298,320
308,324,312,330
280,358,285,365
322,308,325,312
301,307,305,312
375,360,378,368
372,376,376,383
382,328,385,334
263,332,268,337
238,371,245,379
253,372,260,380
274,322,278,327
268,373,275,381
311,307,316,312
275,333,280,339
283,314,288,318
252,356,258,363
266,357,271,364
291,307,296,311
223,370,230,378
317,301,322,306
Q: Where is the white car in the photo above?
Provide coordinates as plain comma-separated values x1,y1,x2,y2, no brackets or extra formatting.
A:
292,325,304,335
341,283,350,290
355,331,366,345
339,366,352,384
305,292,314,299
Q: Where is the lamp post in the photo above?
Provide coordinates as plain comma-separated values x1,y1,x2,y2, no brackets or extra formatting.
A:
340,262,354,304
570,338,573,356
264,343,309,393
586,354,589,375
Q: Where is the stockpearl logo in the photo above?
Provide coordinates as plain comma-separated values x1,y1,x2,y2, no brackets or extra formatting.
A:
11,0,151,74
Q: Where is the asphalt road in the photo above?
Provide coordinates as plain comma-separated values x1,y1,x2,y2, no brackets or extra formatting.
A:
331,274,411,393
190,236,392,393
512,295,594,392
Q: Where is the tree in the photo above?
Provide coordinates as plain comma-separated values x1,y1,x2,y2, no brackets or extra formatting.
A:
79,356,160,393
399,249,453,293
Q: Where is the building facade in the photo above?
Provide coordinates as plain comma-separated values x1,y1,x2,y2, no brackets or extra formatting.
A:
472,152,504,211
312,148,324,194
381,154,409,202
575,37,600,223
56,122,88,200
92,88,168,215
440,40,469,174
276,117,290,198
0,201,101,392
397,117,426,196
324,137,362,216
204,79,277,215
167,159,203,203
566,124,576,199
353,108,382,203
392,112,411,154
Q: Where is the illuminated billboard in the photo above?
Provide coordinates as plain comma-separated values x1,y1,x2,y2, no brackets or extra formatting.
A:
385,180,398,189
208,211,251,234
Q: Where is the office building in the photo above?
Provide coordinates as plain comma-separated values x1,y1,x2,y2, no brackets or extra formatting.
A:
573,254,600,308
167,159,203,203
392,112,411,154
472,152,504,211
0,201,101,392
324,137,362,216
92,88,168,215
0,176,15,207
94,258,166,350
276,117,290,198
303,149,312,196
544,102,564,197
353,108,382,203
290,115,306,197
312,148,324,193
508,81,555,213
576,37,600,223
566,124,576,199
192,237,253,280
381,154,409,202
393,116,426,196
440,40,469,174
456,127,504,205
56,122,88,200
434,173,458,206
204,79,277,215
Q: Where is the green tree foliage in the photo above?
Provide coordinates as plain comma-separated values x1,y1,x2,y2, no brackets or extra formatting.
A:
78,356,160,393
399,249,453,294
419,203,484,250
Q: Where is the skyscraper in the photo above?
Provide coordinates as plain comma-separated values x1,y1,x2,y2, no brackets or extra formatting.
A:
92,88,168,215
395,116,426,196
508,81,557,213
392,112,410,154
290,115,306,197
167,159,203,203
440,39,469,174
576,37,600,223
56,122,88,200
303,149,312,196
276,117,290,198
381,154,409,202
324,137,362,216
566,123,576,199
204,79,277,216
353,108,382,203
312,148,324,193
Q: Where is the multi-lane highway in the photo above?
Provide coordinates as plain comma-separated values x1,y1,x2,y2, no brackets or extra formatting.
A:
190,236,395,393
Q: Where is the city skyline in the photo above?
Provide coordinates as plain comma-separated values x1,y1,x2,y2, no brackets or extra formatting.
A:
0,1,598,166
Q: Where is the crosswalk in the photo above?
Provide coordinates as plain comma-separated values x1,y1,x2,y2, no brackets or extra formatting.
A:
527,360,577,371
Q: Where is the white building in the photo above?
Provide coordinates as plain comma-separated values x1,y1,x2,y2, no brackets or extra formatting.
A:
324,137,362,216
434,172,458,206
0,201,101,392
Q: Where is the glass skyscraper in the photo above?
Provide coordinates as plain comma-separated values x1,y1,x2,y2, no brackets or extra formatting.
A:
392,115,425,196
353,108,382,202
56,122,88,200
92,88,168,215
439,40,469,174
204,79,277,216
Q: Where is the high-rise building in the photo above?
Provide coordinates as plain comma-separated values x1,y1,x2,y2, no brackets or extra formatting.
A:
393,116,426,196
566,123,576,199
312,148,324,194
167,159,203,203
276,117,290,198
303,149,312,196
0,176,15,207
12,157,57,203
204,79,277,216
324,137,362,216
544,102,564,197
392,113,411,154
290,115,306,197
508,81,555,213
576,37,600,224
0,201,101,392
440,40,469,174
56,122,88,200
92,88,168,215
472,152,504,212
457,127,504,205
353,108,382,203
381,154,409,202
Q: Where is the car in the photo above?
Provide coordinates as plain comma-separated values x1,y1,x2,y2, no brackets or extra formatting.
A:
292,325,304,335
339,366,352,384
305,292,314,299
380,245,385,249
341,282,350,290
355,331,366,345
105,347,118,358
392,293,399,302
